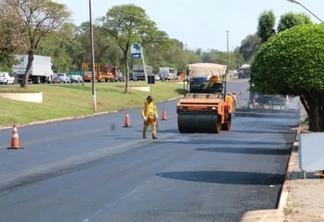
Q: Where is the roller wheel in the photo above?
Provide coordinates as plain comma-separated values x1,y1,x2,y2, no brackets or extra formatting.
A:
215,115,222,133
222,113,232,131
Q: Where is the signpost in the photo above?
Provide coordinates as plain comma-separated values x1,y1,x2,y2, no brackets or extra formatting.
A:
131,43,152,94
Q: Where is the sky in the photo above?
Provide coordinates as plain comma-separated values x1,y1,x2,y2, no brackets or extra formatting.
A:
53,0,324,52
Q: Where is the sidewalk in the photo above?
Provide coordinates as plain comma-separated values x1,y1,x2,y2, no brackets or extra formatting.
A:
283,144,324,222
241,140,324,222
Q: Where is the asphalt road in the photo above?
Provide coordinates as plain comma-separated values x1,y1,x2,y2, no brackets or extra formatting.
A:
0,79,300,222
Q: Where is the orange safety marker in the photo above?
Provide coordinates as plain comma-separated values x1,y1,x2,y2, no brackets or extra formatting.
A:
161,108,167,120
7,124,23,149
123,113,131,128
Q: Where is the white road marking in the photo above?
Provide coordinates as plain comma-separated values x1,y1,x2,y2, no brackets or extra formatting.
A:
81,180,153,222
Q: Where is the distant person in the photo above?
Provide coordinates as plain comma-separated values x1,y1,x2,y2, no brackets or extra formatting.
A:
225,92,233,104
225,92,233,113
141,96,158,139
232,92,238,113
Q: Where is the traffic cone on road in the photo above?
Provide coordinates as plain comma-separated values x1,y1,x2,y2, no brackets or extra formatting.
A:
161,109,167,120
123,113,131,128
7,124,23,149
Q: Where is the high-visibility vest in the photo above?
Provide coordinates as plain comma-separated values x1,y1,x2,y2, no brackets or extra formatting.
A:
225,95,233,104
142,102,157,118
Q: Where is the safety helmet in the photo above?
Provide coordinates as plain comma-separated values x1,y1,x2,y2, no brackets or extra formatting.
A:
146,95,153,102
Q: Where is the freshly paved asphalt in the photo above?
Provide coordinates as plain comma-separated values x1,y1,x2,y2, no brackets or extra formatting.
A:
0,79,300,222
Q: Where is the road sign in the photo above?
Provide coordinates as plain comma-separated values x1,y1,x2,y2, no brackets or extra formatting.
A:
131,44,141,59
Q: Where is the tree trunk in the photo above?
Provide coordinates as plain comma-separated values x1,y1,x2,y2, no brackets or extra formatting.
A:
21,52,34,88
302,94,324,132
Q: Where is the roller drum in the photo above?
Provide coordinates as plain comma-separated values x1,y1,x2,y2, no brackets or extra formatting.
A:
177,113,220,133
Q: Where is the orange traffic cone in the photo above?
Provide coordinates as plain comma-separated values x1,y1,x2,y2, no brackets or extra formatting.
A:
123,113,131,128
8,124,23,149
161,108,167,120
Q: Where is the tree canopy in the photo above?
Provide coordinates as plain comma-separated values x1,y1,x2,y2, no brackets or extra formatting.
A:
257,10,276,43
0,0,26,70
277,12,312,32
239,34,261,63
2,0,70,87
101,4,166,93
251,24,324,131
0,2,249,87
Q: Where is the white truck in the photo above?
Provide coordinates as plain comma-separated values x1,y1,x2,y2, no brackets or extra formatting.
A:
12,54,54,84
159,67,177,81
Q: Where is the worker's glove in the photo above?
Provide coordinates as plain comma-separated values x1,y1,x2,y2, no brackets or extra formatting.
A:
143,116,147,121
155,114,158,119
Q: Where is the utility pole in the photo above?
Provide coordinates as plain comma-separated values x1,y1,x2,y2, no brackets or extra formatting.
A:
89,0,97,112
226,30,229,82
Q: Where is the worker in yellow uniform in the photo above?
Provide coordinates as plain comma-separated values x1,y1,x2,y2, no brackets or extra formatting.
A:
225,92,233,113
141,95,158,139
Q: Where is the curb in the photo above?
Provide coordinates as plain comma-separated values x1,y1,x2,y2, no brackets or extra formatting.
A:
0,96,183,130
0,110,118,130
240,127,300,222
277,138,299,209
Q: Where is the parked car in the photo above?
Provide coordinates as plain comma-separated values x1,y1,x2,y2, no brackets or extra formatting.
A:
129,72,137,81
52,73,61,84
0,72,15,84
58,73,71,83
70,75,84,83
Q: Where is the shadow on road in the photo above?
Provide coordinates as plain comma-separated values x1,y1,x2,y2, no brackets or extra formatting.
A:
156,171,285,185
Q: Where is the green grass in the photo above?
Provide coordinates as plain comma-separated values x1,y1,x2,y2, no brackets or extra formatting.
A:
0,81,185,127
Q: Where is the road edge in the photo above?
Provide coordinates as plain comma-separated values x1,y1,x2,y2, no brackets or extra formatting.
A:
240,126,300,222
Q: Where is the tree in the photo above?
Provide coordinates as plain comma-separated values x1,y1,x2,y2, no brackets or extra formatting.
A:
36,23,85,72
277,12,312,33
239,34,261,63
251,24,324,131
184,49,201,65
0,1,26,69
101,4,163,93
3,0,70,87
257,10,276,44
143,36,176,73
77,22,123,69
233,47,245,67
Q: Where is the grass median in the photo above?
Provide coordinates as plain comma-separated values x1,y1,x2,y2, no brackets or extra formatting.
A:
0,81,186,128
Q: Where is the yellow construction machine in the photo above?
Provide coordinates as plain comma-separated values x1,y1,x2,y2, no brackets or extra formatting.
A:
176,63,232,133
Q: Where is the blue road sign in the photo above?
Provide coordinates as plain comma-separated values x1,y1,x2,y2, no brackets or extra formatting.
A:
131,44,141,59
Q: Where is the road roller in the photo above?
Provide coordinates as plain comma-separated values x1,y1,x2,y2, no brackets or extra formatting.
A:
177,75,232,133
